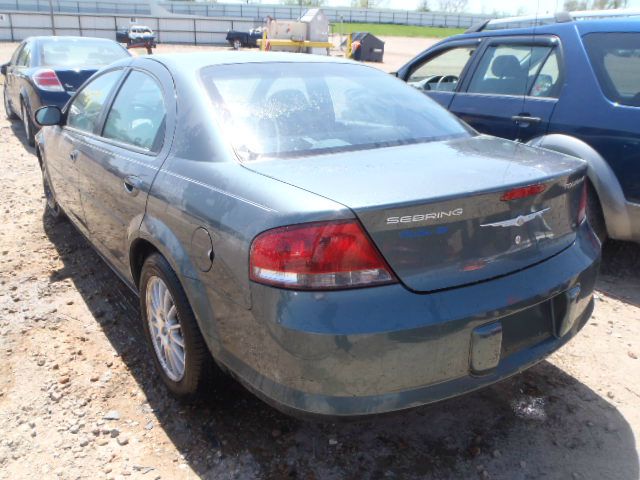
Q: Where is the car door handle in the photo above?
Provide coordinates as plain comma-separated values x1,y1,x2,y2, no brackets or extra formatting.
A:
123,175,142,196
69,150,79,162
512,115,542,125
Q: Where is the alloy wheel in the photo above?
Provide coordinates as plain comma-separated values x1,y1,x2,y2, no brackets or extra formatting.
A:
145,276,186,382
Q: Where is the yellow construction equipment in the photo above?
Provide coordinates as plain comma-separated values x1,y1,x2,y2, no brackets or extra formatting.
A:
258,38,333,54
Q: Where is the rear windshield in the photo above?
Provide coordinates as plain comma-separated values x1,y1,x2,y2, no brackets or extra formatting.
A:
583,33,640,107
40,40,128,68
200,62,470,160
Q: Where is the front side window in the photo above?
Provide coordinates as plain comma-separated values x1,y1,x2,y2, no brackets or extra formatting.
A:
407,46,477,92
201,62,470,160
583,33,640,107
103,71,166,151
11,43,25,65
467,44,552,96
16,43,31,67
67,70,122,133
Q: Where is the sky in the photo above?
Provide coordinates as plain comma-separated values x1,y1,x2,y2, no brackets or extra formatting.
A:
317,0,640,15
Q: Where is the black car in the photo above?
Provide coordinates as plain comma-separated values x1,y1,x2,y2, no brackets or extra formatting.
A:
226,27,264,49
116,25,156,53
2,36,130,146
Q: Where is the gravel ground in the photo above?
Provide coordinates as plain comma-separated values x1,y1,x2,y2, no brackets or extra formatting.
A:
0,40,639,480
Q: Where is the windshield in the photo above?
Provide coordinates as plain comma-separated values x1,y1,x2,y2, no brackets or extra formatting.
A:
201,62,470,160
40,40,128,68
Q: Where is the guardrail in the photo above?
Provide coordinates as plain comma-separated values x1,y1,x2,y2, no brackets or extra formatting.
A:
0,11,258,45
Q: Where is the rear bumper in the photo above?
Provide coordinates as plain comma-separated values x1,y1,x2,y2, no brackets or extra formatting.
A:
212,221,600,417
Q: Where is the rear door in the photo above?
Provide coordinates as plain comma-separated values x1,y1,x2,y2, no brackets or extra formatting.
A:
75,61,173,274
400,40,482,109
450,36,558,140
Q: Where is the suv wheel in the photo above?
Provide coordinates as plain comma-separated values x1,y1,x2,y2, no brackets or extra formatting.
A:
21,101,35,147
139,253,214,397
3,86,17,120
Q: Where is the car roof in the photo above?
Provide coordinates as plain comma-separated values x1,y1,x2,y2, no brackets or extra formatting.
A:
448,17,639,41
147,51,355,71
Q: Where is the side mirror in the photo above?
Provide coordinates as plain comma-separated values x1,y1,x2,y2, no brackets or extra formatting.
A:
35,106,62,127
0,63,8,76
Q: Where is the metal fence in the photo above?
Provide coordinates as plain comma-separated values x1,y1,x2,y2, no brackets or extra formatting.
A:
0,11,258,44
0,0,492,29
160,2,491,28
0,0,150,15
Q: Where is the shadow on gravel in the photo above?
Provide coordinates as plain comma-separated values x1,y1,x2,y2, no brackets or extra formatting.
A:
42,215,639,480
9,117,36,152
598,241,640,308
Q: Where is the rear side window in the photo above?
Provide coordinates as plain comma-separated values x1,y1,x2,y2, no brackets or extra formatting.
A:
467,44,552,96
583,33,640,107
103,71,166,152
67,70,122,133
530,49,561,98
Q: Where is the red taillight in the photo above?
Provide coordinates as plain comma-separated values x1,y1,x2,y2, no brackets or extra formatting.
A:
249,220,396,290
578,181,587,223
33,69,64,92
500,184,546,201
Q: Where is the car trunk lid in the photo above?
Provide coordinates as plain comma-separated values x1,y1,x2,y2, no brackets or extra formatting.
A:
53,68,99,93
246,136,587,292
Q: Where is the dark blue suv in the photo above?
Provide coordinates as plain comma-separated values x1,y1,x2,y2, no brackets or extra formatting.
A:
397,14,640,243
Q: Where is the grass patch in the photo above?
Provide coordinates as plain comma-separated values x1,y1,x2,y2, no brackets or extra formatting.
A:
331,23,465,38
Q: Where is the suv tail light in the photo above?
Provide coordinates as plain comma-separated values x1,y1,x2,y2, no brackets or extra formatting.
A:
33,69,64,92
250,220,397,290
578,181,587,224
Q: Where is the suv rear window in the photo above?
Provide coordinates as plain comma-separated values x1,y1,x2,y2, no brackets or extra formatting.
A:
583,33,640,107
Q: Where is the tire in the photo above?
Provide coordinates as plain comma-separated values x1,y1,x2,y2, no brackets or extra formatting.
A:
41,158,65,221
139,253,213,397
21,100,35,147
3,86,17,120
233,39,241,50
586,181,607,244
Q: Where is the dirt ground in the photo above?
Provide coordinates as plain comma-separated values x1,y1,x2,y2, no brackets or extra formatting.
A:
0,40,639,480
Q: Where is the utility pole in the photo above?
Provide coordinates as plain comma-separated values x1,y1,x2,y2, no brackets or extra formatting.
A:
48,0,56,35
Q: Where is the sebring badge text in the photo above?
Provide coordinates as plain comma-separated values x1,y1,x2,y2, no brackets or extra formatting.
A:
387,208,464,225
